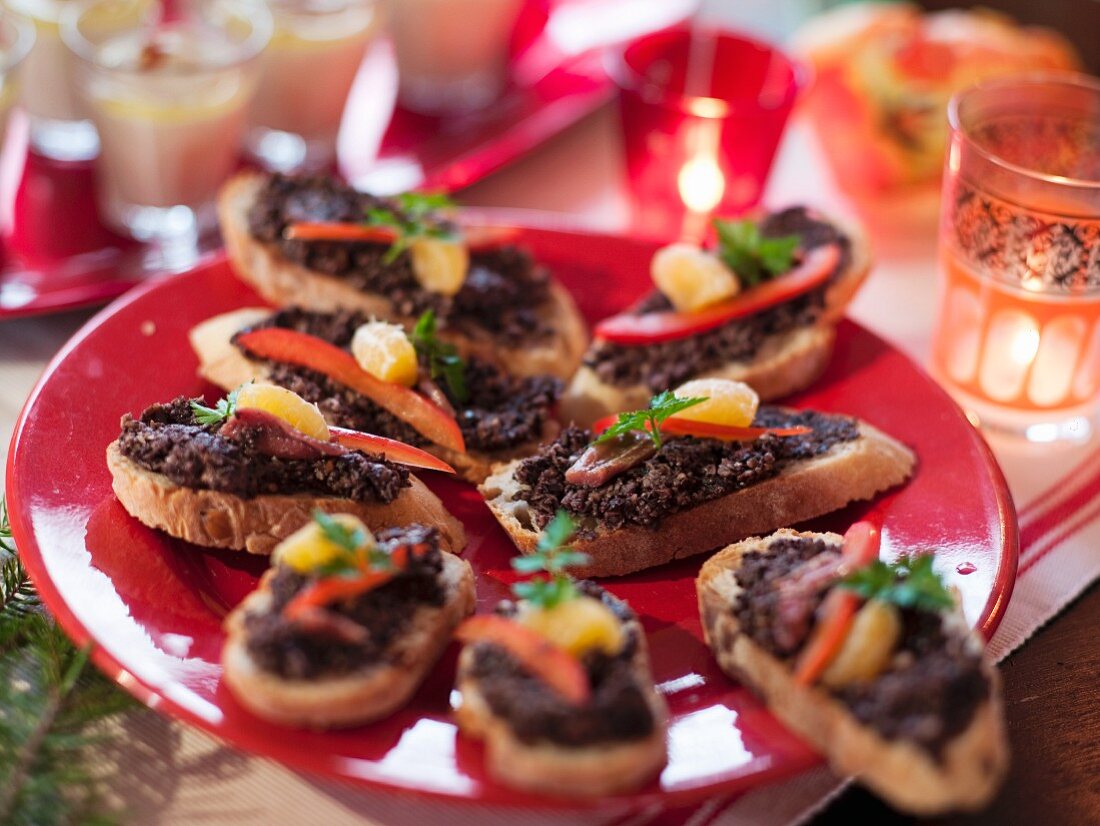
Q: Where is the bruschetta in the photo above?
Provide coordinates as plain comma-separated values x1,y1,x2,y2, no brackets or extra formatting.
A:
561,208,871,427
481,379,914,577
452,512,668,796
189,305,562,484
218,172,587,381
108,386,466,554
223,513,476,728
697,524,1008,813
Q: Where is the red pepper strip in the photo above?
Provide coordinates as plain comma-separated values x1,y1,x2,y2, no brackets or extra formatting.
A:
283,541,430,621
594,243,842,345
793,521,881,686
284,222,399,243
236,328,466,453
283,221,518,252
456,615,591,706
329,426,457,474
590,414,811,442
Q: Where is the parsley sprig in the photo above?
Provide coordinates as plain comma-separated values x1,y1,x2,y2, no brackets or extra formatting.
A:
594,391,705,449
840,554,954,613
310,510,394,577
189,387,240,426
511,511,590,610
410,310,468,403
714,218,799,287
366,192,461,264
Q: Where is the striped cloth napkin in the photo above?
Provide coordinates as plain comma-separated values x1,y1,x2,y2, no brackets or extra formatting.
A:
107,430,1100,825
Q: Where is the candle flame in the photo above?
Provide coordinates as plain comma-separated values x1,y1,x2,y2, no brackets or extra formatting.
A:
1010,326,1040,366
678,155,725,214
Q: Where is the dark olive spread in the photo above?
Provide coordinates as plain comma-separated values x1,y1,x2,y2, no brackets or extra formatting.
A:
731,534,989,759
242,525,445,679
247,175,553,345
467,582,656,747
513,407,860,533
235,308,562,454
117,397,410,501
585,208,853,392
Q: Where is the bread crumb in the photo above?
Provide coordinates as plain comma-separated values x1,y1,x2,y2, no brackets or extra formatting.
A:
141,321,156,336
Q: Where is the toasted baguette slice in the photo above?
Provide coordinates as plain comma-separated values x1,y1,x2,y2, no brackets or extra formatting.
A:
189,308,560,484
697,529,1009,814
560,213,871,428
107,441,466,555
480,418,915,577
218,173,588,381
223,550,476,728
453,598,668,797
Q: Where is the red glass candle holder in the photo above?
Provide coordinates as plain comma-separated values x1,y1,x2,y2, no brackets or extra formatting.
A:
611,26,806,241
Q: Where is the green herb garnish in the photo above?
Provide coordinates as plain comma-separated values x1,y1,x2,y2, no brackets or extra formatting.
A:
511,511,590,610
189,387,240,426
310,510,393,576
594,391,705,449
366,191,461,264
410,309,468,403
714,218,799,287
839,554,955,613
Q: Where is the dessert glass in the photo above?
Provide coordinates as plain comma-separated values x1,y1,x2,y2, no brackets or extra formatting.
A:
930,75,1100,443
245,0,379,173
6,0,99,160
0,10,32,145
386,0,524,115
63,0,270,247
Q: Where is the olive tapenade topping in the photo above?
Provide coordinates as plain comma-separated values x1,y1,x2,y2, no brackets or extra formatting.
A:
117,397,410,502
513,407,860,533
585,207,853,391
731,534,989,759
243,525,445,679
246,175,553,345
468,581,655,747
235,308,562,454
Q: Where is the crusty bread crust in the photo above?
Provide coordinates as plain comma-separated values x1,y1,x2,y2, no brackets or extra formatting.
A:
189,308,560,484
479,419,915,577
453,609,668,797
107,441,467,554
696,530,1009,814
217,173,588,381
559,213,872,428
222,551,476,728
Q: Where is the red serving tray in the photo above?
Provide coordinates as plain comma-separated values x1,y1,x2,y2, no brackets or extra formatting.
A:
0,0,694,322
6,223,1018,811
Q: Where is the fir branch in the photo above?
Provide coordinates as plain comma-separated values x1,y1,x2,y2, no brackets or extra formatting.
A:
0,496,136,825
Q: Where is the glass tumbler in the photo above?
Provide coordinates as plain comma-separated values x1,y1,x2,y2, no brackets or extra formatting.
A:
930,75,1100,442
6,0,99,160
63,0,270,248
386,0,525,115
611,26,806,241
245,0,380,173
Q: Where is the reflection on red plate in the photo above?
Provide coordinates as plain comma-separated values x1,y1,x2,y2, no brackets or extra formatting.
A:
0,0,694,322
6,226,1018,809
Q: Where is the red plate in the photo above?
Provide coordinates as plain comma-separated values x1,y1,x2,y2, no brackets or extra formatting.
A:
0,0,693,322
6,226,1018,810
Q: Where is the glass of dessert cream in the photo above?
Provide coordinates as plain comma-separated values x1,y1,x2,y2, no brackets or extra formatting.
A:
386,0,524,115
246,0,380,172
63,0,271,247
0,10,32,147
5,0,99,161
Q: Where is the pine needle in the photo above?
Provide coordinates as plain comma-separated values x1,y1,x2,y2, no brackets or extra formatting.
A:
0,496,136,825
